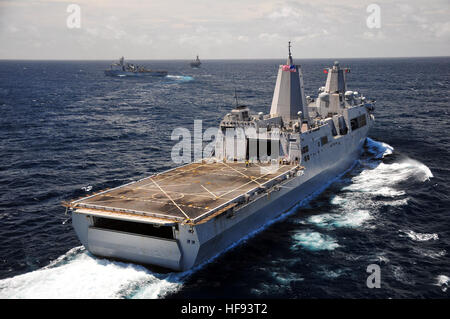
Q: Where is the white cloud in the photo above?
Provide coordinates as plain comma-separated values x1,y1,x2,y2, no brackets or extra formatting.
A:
434,21,450,38
268,6,302,19
362,30,387,40
258,33,280,41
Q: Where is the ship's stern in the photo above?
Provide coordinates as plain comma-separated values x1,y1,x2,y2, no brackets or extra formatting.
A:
71,211,185,271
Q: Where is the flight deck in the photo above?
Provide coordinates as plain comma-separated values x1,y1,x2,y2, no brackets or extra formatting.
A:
68,161,299,224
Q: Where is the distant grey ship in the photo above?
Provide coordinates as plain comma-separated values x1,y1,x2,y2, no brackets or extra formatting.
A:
190,55,201,68
66,43,375,271
105,56,168,77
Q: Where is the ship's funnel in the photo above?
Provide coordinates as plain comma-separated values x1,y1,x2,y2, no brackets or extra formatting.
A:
324,61,349,94
270,42,309,125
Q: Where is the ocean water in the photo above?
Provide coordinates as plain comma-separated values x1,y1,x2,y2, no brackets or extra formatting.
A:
0,58,449,298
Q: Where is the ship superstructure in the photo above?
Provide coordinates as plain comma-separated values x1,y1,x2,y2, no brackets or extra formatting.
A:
66,43,375,271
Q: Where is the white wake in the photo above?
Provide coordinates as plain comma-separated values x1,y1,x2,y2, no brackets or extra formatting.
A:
295,138,434,249
0,247,183,299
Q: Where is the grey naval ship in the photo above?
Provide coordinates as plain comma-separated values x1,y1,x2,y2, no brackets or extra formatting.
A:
105,56,168,77
65,43,375,271
190,55,201,68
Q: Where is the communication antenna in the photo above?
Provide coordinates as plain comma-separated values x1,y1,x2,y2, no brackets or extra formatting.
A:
234,88,239,107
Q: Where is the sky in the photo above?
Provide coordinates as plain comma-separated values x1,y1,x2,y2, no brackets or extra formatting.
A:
0,0,449,59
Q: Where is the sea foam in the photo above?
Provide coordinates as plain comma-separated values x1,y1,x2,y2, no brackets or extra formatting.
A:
291,231,340,251
306,138,433,231
399,229,439,241
436,275,450,292
0,247,181,299
366,137,394,159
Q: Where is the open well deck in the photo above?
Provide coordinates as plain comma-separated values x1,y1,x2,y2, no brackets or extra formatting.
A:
69,161,298,224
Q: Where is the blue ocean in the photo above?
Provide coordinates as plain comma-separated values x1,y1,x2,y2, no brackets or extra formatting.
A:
0,58,449,298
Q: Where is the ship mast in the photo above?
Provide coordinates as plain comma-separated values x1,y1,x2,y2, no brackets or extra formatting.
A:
270,41,308,124
287,41,293,65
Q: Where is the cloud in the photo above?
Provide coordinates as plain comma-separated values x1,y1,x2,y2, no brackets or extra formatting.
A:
258,33,280,41
0,0,449,59
420,21,450,38
362,30,387,40
237,35,249,42
268,6,303,19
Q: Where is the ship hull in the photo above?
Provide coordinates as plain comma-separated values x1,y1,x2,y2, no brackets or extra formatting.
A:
72,124,369,271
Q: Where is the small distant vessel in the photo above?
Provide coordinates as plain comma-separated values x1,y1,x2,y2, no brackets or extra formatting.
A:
190,55,201,68
105,57,168,77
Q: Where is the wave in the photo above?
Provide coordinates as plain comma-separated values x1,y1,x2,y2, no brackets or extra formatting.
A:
166,75,194,82
435,275,449,292
411,246,446,259
0,247,182,299
306,138,433,232
307,209,373,229
399,229,439,241
366,137,393,159
391,265,415,285
291,230,340,251
317,267,346,279
342,160,432,196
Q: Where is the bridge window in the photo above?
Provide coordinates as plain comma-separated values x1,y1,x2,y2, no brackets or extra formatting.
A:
359,114,367,127
350,114,367,131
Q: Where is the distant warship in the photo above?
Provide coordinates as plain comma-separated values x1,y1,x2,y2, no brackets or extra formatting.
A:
66,42,375,271
190,55,201,68
105,57,168,77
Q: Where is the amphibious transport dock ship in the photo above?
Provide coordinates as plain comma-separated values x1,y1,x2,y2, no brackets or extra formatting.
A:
105,56,168,77
65,43,375,271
